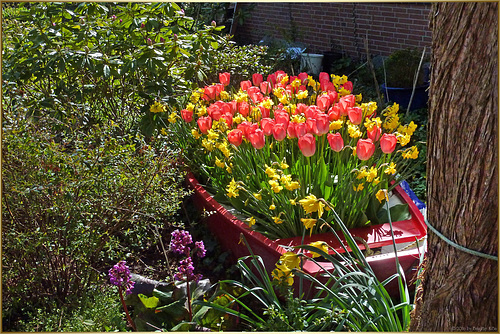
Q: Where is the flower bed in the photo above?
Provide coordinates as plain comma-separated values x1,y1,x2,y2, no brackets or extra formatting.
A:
187,172,425,297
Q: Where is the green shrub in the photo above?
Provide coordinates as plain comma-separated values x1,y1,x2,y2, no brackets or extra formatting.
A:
1,108,190,328
384,48,428,88
6,285,128,332
1,2,228,134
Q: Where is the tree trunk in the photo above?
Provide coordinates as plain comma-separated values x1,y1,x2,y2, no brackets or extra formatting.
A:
411,3,498,331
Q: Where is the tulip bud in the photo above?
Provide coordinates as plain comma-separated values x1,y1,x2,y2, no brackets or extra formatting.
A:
111,15,116,21
147,38,152,46
211,20,217,27
141,22,146,29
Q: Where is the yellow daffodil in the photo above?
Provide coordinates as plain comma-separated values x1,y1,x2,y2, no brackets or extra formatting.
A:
191,129,202,139
215,157,225,168
402,146,419,159
309,241,329,258
284,181,300,191
301,218,317,236
384,162,397,175
272,263,294,285
196,106,207,117
254,193,262,200
366,166,378,183
226,178,239,198
246,216,256,228
348,124,362,138
280,252,300,269
290,199,297,206
329,120,344,131
273,216,283,224
376,189,389,203
353,183,364,192
168,112,178,123
298,194,325,218
269,203,276,210
296,90,308,99
150,101,165,113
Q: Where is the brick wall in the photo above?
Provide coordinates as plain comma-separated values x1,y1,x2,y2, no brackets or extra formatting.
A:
235,2,432,59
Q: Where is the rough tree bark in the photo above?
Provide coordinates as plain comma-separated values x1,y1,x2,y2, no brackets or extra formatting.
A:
410,2,498,331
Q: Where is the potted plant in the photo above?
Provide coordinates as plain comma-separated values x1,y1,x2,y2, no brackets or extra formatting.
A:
381,48,430,111
163,70,425,296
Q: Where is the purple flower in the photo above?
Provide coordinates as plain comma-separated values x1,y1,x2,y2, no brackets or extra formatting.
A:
195,241,206,258
170,229,193,256
174,257,202,282
109,261,135,295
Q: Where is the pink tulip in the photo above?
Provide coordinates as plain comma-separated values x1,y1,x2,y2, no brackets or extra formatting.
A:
272,123,287,141
207,103,222,120
267,73,276,85
342,81,353,92
202,85,217,101
248,128,265,149
274,110,289,126
252,73,263,86
220,113,233,128
347,106,363,125
327,132,344,152
356,139,375,160
238,101,249,117
315,113,330,135
227,129,243,146
260,81,272,94
306,118,318,135
367,126,382,142
338,94,356,115
328,104,341,121
298,133,316,157
261,118,275,136
240,80,252,91
219,72,230,86
180,109,193,122
319,72,330,83
197,116,212,134
316,94,332,112
298,72,308,83
380,133,398,154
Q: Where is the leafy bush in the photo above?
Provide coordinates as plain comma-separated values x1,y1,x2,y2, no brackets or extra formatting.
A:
384,48,428,88
1,107,190,329
1,1,228,134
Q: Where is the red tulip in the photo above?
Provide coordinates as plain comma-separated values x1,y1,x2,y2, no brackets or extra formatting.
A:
180,109,193,122
238,121,258,139
247,86,260,96
320,80,335,92
214,83,224,97
228,100,237,115
380,133,398,154
295,103,308,115
197,116,212,134
272,123,287,141
261,118,275,136
316,94,332,112
240,80,252,91
315,113,330,135
252,73,263,86
328,104,341,121
207,103,222,120
367,126,382,142
203,85,217,101
295,122,307,138
249,91,264,104
298,133,316,157
267,73,276,85
238,101,249,117
328,133,344,152
227,129,243,146
338,94,356,115
328,90,338,104
342,81,353,92
347,106,363,125
248,128,265,149
260,81,272,94
220,113,233,128
306,117,318,134
356,139,375,160
298,72,308,83
319,72,330,83
219,72,230,86
274,110,289,126
305,105,321,119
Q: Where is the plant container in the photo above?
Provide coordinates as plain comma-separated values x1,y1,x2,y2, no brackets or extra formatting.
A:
300,53,324,77
186,173,426,297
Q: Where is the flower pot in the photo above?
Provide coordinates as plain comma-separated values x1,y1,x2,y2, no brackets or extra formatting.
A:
300,53,324,77
186,173,426,298
381,83,429,111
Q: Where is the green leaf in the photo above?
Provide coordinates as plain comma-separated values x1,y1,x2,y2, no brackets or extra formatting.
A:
376,203,410,223
138,294,160,309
